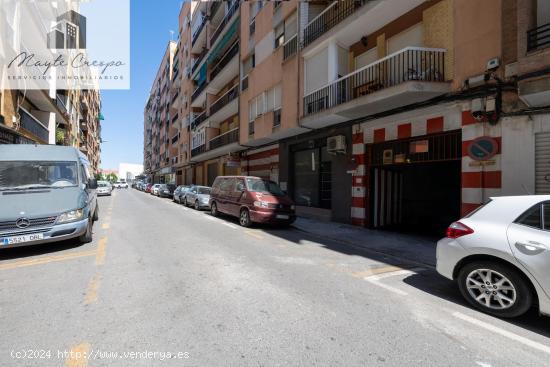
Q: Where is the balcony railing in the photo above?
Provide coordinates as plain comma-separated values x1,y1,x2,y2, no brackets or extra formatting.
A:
192,48,208,74
191,110,208,130
210,0,240,46
303,47,446,116
192,15,206,47
209,128,239,150
210,41,239,81
19,108,49,143
191,144,206,157
56,94,68,115
283,34,298,60
210,85,239,116
527,22,550,51
191,81,207,102
303,0,366,48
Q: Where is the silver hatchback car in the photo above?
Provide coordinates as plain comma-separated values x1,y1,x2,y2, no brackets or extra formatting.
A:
437,196,550,318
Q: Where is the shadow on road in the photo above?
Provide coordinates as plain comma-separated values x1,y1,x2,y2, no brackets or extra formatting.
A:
0,237,87,261
403,271,550,338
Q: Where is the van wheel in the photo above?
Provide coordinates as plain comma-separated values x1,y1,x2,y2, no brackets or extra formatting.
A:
79,217,93,244
211,202,218,217
92,205,99,221
457,261,533,318
239,209,252,227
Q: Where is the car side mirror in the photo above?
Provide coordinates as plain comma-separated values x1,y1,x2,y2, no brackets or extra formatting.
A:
87,178,98,190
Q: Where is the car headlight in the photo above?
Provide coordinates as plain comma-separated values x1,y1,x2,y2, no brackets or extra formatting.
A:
57,209,85,223
254,201,269,208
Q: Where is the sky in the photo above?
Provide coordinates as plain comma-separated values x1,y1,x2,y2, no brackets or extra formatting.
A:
98,1,183,171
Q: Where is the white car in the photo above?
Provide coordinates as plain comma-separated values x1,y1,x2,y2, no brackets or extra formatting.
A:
437,196,550,318
97,181,112,196
113,181,128,189
151,184,161,196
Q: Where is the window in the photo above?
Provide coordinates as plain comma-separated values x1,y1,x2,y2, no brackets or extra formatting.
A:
274,22,284,48
516,204,542,229
235,179,245,192
284,12,297,39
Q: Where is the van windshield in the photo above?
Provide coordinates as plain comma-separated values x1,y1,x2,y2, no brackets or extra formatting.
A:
0,161,79,190
246,178,285,197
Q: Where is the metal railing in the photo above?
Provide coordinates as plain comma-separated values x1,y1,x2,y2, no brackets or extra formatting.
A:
210,85,239,116
303,0,366,48
209,128,239,150
191,110,208,129
18,108,49,143
210,0,240,46
191,144,206,157
303,47,446,116
248,121,254,135
210,41,239,81
191,81,206,102
283,34,298,60
527,22,550,51
191,48,207,74
56,94,67,115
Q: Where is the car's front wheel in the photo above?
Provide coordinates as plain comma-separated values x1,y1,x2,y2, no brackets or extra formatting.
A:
457,261,533,318
239,209,252,227
79,217,93,244
194,200,200,210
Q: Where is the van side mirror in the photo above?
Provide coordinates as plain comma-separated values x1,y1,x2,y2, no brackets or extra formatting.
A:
87,178,98,190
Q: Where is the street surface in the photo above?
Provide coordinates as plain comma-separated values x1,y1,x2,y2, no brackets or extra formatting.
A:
1,189,549,366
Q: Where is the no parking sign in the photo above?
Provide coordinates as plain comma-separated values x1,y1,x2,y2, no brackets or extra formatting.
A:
467,137,499,161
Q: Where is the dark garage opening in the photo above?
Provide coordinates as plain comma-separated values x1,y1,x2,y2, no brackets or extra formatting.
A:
369,130,462,236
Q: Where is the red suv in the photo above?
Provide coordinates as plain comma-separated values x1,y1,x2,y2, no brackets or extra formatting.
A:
210,176,296,227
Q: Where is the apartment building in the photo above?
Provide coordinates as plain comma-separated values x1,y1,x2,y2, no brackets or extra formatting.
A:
0,2,103,173
144,41,178,183
144,0,550,232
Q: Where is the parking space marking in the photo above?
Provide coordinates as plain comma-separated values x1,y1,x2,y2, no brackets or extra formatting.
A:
95,237,107,266
351,265,405,278
221,222,238,229
365,278,409,296
452,312,550,355
362,268,425,296
101,223,110,229
0,250,97,271
84,274,100,305
65,342,90,367
245,230,264,240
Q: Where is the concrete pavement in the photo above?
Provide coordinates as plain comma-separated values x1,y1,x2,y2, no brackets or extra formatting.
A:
0,189,549,366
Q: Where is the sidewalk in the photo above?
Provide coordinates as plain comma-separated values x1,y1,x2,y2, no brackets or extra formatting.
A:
291,217,438,267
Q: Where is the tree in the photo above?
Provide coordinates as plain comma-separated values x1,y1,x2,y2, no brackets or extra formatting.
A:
106,173,118,183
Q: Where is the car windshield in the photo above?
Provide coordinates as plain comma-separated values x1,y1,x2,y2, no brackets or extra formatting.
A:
0,161,79,190
98,182,109,187
246,178,285,196
198,187,211,195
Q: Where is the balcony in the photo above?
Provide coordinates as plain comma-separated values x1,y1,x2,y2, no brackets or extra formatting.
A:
171,91,180,109
191,48,207,74
191,14,206,52
191,144,206,157
301,47,450,128
208,41,239,93
303,0,367,48
283,34,298,60
209,128,239,150
527,22,550,51
18,108,49,143
209,85,239,125
191,110,208,130
210,0,240,47
191,81,207,106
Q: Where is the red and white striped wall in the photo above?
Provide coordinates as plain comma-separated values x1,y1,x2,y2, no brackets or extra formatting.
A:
241,144,280,182
350,103,502,226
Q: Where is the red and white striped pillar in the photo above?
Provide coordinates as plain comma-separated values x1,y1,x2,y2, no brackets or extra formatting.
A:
351,126,367,226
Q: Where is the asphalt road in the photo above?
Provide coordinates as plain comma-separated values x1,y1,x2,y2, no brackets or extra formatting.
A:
1,189,550,367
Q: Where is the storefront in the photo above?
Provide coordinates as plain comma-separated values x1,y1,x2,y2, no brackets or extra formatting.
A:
279,128,352,223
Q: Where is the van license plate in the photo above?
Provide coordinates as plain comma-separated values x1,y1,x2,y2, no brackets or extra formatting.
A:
276,214,289,220
1,233,44,246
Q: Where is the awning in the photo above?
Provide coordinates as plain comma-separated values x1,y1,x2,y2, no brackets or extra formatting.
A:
207,18,238,64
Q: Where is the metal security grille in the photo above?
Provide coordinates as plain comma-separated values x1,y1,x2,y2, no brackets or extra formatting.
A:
370,130,462,167
535,132,550,194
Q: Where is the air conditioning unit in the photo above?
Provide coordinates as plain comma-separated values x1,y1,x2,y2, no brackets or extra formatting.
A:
327,135,346,154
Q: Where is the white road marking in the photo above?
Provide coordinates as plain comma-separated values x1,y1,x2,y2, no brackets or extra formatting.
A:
204,215,217,221
453,312,550,355
221,222,238,229
362,268,426,296
365,278,409,296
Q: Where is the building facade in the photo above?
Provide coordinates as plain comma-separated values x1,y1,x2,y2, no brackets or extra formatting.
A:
143,0,550,232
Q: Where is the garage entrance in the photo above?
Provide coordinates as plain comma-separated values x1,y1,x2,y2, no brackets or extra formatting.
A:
368,130,462,235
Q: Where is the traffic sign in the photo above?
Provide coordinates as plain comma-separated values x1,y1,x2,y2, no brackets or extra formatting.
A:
467,136,499,161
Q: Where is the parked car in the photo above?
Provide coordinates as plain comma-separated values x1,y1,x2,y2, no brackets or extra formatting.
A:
173,185,190,203
184,185,211,210
209,176,295,227
145,183,153,193
97,181,112,196
436,196,550,318
151,184,161,196
0,145,99,249
158,184,176,198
